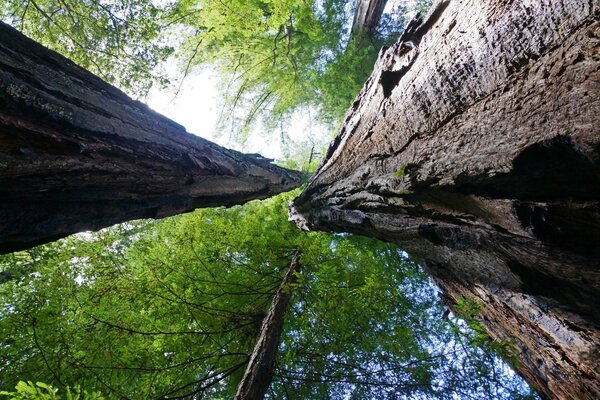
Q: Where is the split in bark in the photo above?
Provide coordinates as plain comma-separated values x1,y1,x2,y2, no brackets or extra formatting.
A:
291,1,600,399
0,22,302,254
234,248,302,400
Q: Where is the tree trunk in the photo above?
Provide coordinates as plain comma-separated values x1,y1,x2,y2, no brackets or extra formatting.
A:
234,249,301,400
352,0,388,34
0,22,302,254
291,1,600,399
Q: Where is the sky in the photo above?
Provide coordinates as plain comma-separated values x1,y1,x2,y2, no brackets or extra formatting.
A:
146,67,329,162
147,70,221,146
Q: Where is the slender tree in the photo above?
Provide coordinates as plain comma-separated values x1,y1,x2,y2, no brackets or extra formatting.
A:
291,1,600,399
351,0,388,34
234,248,301,400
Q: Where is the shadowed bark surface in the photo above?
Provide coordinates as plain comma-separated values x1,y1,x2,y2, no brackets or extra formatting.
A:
0,22,302,254
291,1,600,399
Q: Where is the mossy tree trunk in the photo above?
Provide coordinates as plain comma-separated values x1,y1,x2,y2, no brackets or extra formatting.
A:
291,1,600,399
0,22,302,254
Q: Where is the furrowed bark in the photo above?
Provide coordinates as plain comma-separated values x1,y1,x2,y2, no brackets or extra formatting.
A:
291,1,600,399
0,22,302,254
234,249,301,400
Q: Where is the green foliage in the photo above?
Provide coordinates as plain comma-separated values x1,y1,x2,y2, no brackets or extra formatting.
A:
309,31,385,125
0,193,310,398
0,0,174,96
275,247,442,398
454,296,483,319
0,0,430,140
1,192,536,399
171,0,410,138
173,0,342,134
0,381,102,400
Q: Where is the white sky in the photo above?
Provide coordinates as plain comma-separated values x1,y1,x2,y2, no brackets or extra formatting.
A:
146,69,328,161
147,70,221,144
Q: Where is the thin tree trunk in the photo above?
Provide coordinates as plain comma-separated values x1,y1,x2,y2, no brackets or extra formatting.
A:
234,249,301,400
352,0,388,34
0,22,302,254
291,1,600,399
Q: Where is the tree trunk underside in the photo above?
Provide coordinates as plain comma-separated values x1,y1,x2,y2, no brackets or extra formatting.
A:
234,249,301,400
292,1,599,399
0,22,302,254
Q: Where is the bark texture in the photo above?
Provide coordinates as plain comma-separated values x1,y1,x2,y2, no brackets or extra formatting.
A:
234,249,301,400
291,1,600,399
0,22,302,254
352,0,388,33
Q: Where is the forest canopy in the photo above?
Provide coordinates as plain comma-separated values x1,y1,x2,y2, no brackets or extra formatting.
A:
0,0,427,137
0,192,535,399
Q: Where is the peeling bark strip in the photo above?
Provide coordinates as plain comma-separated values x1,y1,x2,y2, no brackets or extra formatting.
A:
0,22,302,254
234,249,301,400
292,1,600,399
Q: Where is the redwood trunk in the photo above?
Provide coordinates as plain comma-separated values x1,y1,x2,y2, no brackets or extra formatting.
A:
352,0,388,34
0,22,302,254
234,249,301,400
291,1,600,399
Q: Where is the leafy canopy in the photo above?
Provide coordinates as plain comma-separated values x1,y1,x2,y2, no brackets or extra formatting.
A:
0,381,103,400
173,0,411,134
0,0,430,142
0,0,174,96
1,192,536,399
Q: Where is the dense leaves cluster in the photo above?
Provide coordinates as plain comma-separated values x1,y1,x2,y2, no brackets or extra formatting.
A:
0,0,174,96
1,192,536,399
174,0,413,133
1,381,103,400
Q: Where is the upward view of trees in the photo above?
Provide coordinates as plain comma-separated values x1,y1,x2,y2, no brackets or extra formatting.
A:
0,193,535,399
1,0,596,399
0,0,427,137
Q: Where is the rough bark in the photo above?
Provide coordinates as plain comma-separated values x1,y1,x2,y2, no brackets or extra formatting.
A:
352,0,388,34
234,249,301,400
291,1,600,399
0,22,302,254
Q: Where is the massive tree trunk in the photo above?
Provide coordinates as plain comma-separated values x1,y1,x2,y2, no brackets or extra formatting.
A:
0,22,302,254
291,1,600,399
234,249,301,400
352,0,388,34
